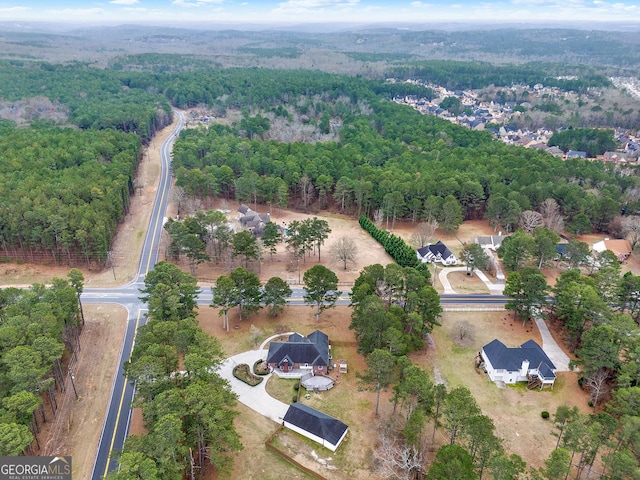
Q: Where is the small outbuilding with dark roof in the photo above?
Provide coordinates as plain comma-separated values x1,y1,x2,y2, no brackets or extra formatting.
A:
282,402,348,452
480,339,556,389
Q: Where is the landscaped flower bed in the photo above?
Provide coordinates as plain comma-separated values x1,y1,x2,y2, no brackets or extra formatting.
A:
253,359,271,375
233,363,263,386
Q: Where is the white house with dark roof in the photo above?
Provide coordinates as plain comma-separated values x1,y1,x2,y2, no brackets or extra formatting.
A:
475,235,506,251
282,403,348,452
416,240,458,265
480,339,557,389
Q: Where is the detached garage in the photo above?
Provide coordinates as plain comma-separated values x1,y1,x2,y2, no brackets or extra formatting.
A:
282,403,348,452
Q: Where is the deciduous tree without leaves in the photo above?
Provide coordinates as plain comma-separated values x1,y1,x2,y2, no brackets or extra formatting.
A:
329,236,357,270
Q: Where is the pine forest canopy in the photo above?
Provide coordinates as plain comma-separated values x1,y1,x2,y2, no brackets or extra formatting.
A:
0,125,140,265
0,57,639,265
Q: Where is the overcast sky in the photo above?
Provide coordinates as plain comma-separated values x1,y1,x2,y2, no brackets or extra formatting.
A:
0,0,638,26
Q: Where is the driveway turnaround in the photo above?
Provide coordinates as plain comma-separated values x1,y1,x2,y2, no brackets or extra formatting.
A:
217,348,289,423
438,266,504,294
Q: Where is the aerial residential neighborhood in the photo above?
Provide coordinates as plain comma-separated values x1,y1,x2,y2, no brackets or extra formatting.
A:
393,79,640,161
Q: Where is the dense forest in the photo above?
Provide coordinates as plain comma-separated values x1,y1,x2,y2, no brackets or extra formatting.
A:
1,32,640,477
171,90,639,234
0,124,141,265
0,271,85,456
0,58,638,266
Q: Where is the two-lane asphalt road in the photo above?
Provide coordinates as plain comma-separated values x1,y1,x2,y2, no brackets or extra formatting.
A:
88,111,184,480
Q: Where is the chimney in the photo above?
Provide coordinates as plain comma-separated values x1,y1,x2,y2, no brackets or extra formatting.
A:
520,359,530,376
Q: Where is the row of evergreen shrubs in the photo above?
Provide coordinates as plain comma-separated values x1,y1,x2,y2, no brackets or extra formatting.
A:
359,215,425,270
233,364,263,386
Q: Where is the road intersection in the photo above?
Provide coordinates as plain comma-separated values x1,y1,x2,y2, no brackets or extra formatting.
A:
83,110,564,478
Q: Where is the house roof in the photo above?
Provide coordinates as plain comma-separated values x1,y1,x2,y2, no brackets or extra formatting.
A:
238,204,250,214
593,239,632,257
482,339,556,374
419,240,454,259
267,330,329,367
475,235,505,248
556,243,568,257
283,403,348,448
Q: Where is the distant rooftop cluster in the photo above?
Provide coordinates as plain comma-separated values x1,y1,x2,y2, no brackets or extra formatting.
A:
393,79,640,162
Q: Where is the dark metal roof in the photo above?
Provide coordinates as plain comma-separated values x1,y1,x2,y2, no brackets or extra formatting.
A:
283,403,348,447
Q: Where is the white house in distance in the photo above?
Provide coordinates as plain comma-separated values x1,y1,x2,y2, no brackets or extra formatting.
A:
480,339,557,389
416,240,458,265
592,238,632,262
282,402,349,452
474,234,507,251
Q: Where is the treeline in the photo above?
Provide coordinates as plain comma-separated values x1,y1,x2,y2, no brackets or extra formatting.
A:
0,61,172,143
114,262,241,479
171,90,639,233
387,60,611,92
0,59,636,267
348,266,520,478
497,233,640,477
0,270,84,456
359,215,423,269
0,124,140,266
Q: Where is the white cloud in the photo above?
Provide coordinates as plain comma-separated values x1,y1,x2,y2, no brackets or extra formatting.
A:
172,0,224,7
109,0,140,5
278,0,360,6
272,0,361,18
0,6,31,13
46,8,107,17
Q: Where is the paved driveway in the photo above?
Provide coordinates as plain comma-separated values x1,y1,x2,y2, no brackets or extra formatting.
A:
217,348,289,423
216,332,299,423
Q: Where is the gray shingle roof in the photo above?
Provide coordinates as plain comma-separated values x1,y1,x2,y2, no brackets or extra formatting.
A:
483,339,556,376
267,330,329,367
283,403,348,447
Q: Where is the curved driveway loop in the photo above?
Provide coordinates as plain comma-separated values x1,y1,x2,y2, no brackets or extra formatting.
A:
216,333,295,423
